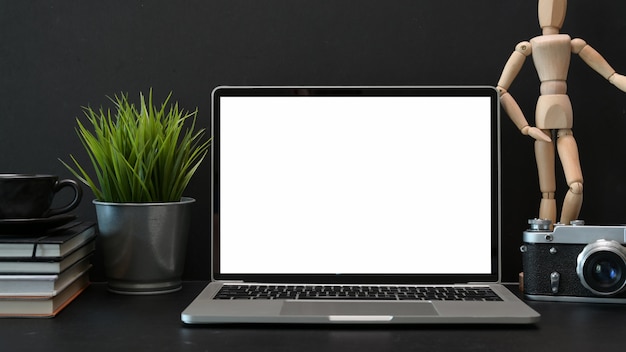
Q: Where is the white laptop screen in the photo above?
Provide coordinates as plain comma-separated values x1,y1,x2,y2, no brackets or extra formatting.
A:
212,87,500,284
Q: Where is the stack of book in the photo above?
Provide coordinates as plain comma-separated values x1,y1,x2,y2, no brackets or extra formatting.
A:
0,221,96,317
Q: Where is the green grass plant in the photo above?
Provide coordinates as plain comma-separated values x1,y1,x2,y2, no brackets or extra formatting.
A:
61,90,210,203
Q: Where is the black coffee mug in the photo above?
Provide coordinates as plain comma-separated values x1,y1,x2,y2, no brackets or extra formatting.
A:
0,174,83,219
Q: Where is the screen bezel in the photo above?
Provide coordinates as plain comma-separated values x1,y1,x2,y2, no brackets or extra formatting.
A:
211,86,501,284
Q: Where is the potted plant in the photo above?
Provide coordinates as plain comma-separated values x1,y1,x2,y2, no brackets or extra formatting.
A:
61,90,210,294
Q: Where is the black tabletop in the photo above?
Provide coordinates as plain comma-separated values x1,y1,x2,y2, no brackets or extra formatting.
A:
1,282,625,352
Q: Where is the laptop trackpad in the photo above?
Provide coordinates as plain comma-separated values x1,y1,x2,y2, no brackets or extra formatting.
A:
280,301,438,317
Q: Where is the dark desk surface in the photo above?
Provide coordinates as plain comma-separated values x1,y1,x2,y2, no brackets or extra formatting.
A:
1,282,625,351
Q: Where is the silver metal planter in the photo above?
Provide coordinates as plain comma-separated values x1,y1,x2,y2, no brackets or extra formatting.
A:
93,197,195,295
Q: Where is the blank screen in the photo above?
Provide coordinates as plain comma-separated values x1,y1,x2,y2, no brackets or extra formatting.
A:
218,93,495,275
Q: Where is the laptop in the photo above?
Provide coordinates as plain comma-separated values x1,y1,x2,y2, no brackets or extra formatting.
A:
181,86,540,324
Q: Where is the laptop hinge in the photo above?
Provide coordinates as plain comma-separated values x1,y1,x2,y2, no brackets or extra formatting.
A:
216,280,245,283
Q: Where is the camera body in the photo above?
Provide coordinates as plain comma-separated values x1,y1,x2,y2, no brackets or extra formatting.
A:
521,219,626,303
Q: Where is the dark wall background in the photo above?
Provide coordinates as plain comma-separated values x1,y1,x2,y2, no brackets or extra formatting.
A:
2,0,626,283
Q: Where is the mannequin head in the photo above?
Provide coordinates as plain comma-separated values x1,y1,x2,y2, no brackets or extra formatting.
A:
538,0,567,34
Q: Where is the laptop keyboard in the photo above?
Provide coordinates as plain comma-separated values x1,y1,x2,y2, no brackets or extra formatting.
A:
214,285,503,301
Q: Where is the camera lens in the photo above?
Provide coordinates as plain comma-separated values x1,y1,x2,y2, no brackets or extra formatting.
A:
585,253,624,290
577,240,626,296
592,259,619,284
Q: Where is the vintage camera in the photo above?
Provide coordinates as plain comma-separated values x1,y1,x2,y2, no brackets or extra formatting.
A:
521,219,626,303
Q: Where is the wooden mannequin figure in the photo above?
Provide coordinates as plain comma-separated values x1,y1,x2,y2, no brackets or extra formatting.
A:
497,0,626,226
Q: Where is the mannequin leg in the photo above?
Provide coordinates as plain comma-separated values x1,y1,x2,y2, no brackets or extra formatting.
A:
535,129,557,223
557,129,583,224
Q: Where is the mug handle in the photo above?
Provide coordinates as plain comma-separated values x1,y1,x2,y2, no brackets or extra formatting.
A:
47,179,83,217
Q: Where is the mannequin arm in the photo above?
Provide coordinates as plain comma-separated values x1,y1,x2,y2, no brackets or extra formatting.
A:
572,38,626,92
499,89,552,144
497,41,531,91
609,73,626,92
497,42,552,143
